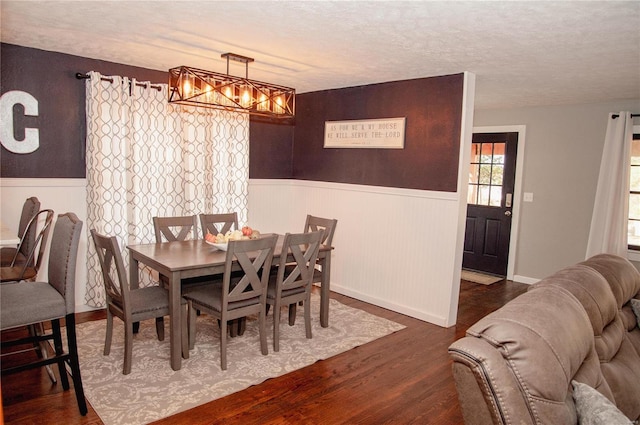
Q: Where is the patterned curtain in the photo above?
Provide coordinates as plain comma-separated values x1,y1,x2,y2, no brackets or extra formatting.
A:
84,71,249,307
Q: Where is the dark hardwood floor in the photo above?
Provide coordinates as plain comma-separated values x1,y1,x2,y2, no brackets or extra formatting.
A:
1,279,528,425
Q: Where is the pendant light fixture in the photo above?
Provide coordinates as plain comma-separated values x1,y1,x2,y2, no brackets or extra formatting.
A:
168,53,295,119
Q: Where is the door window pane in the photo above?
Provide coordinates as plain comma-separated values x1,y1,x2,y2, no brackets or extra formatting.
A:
468,141,507,207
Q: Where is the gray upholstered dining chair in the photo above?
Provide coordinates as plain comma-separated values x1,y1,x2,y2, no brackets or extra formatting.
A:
0,209,54,283
0,212,87,415
185,234,277,370
91,229,189,375
199,212,238,238
0,196,41,267
267,231,322,351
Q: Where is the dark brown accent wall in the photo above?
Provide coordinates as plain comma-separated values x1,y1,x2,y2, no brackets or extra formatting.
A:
2,43,464,193
292,75,464,192
1,43,168,178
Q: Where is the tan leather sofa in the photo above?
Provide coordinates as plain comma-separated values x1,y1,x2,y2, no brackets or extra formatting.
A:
448,254,640,425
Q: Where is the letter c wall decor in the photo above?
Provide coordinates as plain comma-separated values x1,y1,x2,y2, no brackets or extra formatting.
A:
0,90,40,154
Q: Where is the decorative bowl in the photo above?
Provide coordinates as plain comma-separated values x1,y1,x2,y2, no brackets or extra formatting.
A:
204,240,228,251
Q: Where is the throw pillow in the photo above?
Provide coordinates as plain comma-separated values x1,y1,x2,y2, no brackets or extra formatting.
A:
631,298,640,329
571,380,633,425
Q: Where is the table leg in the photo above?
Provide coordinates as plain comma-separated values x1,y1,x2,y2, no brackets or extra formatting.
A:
129,257,140,334
169,272,183,370
320,254,331,328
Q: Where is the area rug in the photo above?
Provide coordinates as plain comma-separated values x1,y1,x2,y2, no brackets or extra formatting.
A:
461,269,504,285
75,294,405,425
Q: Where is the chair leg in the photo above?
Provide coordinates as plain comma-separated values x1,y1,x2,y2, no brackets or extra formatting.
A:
238,317,246,336
259,305,268,356
220,318,228,370
155,317,165,341
104,310,113,356
181,305,189,359
31,323,57,383
273,302,281,352
51,319,70,390
289,303,297,326
188,301,196,350
304,295,312,339
65,313,88,416
123,321,133,375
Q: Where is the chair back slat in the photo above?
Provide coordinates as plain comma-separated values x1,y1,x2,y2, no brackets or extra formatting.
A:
153,215,198,242
276,231,323,293
200,212,238,237
224,235,277,305
91,230,129,308
7,209,55,281
305,215,338,246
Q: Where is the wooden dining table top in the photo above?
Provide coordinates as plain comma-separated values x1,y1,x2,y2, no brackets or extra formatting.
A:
127,235,332,271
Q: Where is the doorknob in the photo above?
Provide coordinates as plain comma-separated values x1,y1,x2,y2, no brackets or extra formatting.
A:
505,211,512,216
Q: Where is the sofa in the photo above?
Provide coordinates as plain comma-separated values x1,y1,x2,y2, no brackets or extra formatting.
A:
448,254,640,425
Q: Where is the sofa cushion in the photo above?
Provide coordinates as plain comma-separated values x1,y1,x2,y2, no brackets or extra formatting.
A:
581,254,640,355
572,381,633,425
532,264,640,421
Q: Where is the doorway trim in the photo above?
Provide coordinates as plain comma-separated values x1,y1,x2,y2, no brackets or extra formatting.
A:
471,125,526,280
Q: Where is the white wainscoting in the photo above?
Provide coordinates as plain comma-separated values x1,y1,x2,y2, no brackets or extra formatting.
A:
249,179,463,327
0,178,91,311
2,177,468,324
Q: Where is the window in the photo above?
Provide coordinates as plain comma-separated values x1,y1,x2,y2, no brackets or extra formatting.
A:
628,127,640,249
468,142,504,207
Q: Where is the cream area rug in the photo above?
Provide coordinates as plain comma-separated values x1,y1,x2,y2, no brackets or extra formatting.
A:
461,269,504,285
75,293,405,425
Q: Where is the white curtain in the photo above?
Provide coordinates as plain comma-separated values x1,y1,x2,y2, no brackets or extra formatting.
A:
585,111,634,259
84,71,249,307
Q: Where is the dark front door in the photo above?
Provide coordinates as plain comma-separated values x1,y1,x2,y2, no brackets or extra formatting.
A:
463,132,518,276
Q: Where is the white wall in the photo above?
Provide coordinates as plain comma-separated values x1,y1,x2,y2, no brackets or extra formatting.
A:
474,100,640,281
248,179,463,326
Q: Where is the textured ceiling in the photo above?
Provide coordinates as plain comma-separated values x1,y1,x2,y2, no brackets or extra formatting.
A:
1,0,639,110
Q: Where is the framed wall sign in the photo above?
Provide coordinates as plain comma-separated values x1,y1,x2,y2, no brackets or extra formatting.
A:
324,117,406,149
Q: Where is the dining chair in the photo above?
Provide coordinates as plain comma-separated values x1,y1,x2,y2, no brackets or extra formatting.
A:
0,209,54,283
91,229,189,375
153,215,199,243
304,214,337,281
267,231,322,352
199,212,238,238
153,214,201,288
185,234,277,370
0,196,41,267
290,215,338,317
1,212,87,415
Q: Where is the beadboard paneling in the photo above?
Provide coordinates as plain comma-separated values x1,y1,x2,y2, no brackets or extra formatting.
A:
249,179,462,326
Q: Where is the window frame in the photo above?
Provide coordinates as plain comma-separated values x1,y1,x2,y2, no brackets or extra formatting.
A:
627,124,640,259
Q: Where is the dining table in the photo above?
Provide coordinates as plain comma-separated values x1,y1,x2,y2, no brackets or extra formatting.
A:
127,234,333,371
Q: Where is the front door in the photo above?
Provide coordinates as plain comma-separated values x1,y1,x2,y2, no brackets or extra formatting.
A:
463,132,518,276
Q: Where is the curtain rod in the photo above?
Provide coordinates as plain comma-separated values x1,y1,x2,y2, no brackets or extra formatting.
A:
75,72,162,92
612,113,639,119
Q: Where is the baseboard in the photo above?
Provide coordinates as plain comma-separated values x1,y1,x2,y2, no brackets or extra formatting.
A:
512,275,539,285
329,282,449,327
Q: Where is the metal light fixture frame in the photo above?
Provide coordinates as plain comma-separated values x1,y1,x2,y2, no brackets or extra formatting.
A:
168,53,295,119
